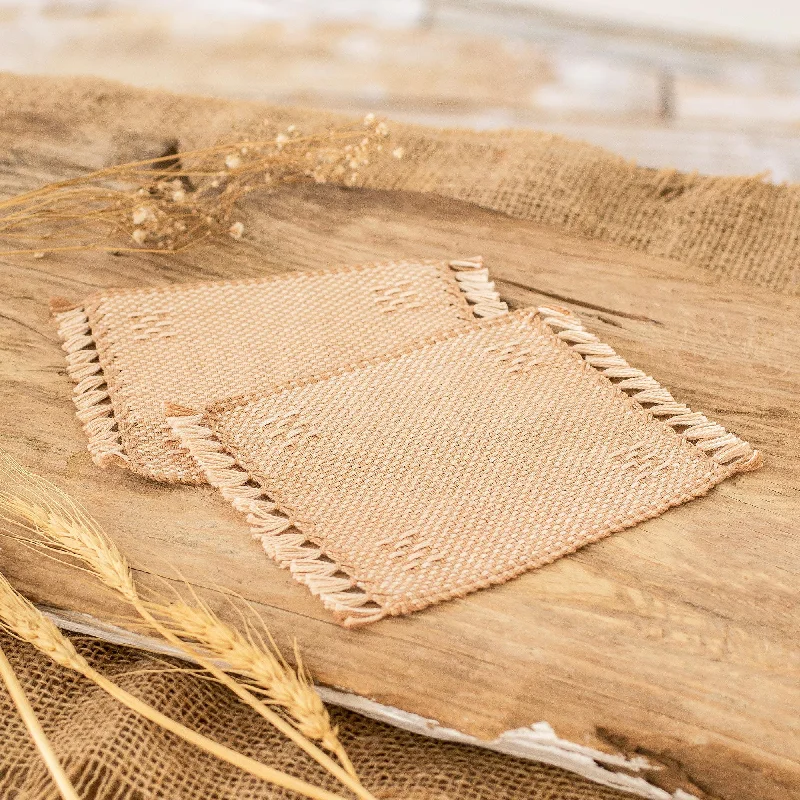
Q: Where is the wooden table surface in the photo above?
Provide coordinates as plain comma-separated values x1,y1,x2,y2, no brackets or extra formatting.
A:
0,98,798,800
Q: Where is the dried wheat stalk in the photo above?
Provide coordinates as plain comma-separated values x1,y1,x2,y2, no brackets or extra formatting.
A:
150,592,358,778
0,451,374,800
0,572,352,800
0,115,399,256
0,641,80,800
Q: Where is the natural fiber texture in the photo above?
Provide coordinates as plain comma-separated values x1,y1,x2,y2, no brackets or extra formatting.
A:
4,73,800,293
0,631,632,800
170,308,759,627
52,257,505,484
1,74,776,798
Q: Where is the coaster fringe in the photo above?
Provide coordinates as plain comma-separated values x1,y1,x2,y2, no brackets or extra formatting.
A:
166,409,386,628
449,257,509,319
53,306,127,468
537,306,761,472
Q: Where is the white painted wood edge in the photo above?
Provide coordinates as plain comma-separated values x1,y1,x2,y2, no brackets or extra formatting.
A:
40,605,696,800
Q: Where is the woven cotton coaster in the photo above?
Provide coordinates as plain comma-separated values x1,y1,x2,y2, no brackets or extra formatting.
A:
168,307,760,627
52,257,505,484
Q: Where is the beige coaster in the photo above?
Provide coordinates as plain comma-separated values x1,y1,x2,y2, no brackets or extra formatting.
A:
52,257,504,484
168,308,760,627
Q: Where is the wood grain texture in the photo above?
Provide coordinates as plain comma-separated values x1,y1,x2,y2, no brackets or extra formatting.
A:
0,102,798,800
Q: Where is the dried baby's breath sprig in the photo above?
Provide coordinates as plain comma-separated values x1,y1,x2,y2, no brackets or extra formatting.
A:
0,641,80,800
0,451,373,800
0,115,396,256
0,572,348,800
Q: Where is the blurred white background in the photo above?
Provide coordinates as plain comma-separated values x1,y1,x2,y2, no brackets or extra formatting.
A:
2,0,800,179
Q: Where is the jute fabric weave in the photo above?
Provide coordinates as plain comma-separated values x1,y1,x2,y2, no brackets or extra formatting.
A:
0,631,633,800
5,74,800,293
52,258,503,484
171,309,758,627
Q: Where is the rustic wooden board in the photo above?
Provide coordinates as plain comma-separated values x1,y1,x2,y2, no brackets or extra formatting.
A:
0,107,798,800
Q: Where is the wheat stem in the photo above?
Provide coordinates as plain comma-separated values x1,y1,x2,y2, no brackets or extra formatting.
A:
0,642,81,800
0,451,373,800
131,600,373,800
0,573,349,800
84,666,348,800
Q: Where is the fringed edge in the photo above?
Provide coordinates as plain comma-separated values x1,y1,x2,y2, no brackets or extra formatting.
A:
537,305,761,473
448,256,509,319
52,304,128,468
166,406,387,628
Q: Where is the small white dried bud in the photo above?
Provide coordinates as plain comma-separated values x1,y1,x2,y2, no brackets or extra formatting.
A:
172,189,186,203
363,113,375,126
132,229,147,245
392,147,405,160
287,124,297,133
275,133,288,148
229,221,244,239
225,153,242,170
376,122,389,137
132,206,152,225
33,251,45,259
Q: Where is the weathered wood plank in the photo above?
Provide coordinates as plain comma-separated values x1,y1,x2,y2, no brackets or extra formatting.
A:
0,122,798,800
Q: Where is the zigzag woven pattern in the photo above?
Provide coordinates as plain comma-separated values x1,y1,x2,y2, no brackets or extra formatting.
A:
170,309,759,626
52,258,504,484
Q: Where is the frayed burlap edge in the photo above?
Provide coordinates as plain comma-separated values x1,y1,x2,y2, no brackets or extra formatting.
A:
51,257,507,474
167,307,760,628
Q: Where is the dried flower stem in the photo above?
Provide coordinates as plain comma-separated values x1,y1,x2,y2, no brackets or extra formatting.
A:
0,574,348,800
0,641,81,800
0,451,373,800
0,116,397,255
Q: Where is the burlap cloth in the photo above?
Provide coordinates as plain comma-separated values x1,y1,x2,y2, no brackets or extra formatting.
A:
2,74,799,294
0,73,775,799
0,631,634,800
52,258,503,483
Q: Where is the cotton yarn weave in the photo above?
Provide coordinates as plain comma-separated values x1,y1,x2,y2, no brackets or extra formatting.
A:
52,258,504,484
170,308,758,627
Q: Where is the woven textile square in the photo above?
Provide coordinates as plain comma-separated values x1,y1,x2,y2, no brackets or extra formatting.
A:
169,308,760,627
52,257,504,484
